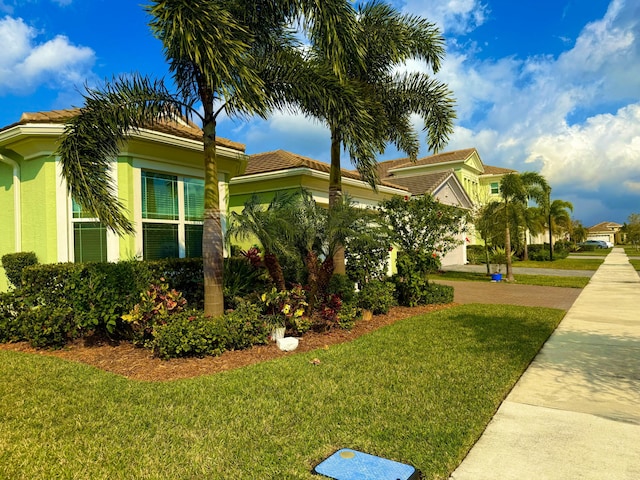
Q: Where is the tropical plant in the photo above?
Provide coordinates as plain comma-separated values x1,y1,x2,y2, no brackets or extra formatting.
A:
497,172,549,280
378,194,468,262
569,219,589,245
56,1,366,316
622,213,640,248
303,1,456,273
548,199,574,246
228,192,299,291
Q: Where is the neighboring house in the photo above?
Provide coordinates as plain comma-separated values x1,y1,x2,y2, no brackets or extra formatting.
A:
377,169,473,266
587,221,622,246
377,148,516,207
376,148,515,263
0,109,247,291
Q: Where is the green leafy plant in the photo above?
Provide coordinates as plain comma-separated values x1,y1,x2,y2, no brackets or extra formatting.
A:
422,283,454,304
152,311,226,360
122,280,187,347
260,286,309,334
18,305,77,348
357,279,397,314
1,252,38,289
0,291,28,343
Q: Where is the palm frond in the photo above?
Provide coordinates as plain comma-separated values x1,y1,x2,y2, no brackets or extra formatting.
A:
57,74,190,234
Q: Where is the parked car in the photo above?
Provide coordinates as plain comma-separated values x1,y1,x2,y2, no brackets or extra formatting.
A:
578,240,608,249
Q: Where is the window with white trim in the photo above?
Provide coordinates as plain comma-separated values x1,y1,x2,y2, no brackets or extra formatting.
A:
141,171,204,260
490,182,500,195
72,198,108,262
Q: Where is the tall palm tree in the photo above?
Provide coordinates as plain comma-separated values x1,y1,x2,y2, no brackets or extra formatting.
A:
548,199,574,253
304,1,456,273
520,172,549,261
498,173,528,281
56,0,365,316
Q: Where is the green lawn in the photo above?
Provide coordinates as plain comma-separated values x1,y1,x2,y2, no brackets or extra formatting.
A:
430,271,589,288
513,258,603,270
0,304,564,480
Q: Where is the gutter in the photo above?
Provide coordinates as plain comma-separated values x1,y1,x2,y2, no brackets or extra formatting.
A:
0,153,21,251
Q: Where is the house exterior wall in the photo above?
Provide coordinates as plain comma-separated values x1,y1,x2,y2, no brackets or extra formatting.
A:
0,162,14,289
0,119,246,292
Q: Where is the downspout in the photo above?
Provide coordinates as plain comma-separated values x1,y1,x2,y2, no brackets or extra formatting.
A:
0,154,21,251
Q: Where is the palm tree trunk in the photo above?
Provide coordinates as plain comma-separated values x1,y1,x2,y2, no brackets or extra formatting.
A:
548,214,554,261
305,250,320,314
329,125,346,275
264,252,286,291
505,202,514,282
202,117,225,317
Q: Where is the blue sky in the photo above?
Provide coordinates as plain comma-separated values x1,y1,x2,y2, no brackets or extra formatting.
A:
1,0,639,228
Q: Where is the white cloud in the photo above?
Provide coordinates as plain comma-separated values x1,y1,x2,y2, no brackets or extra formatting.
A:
0,15,94,95
527,103,640,192
400,0,489,35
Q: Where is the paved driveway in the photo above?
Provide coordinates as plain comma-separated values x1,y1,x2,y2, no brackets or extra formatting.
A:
433,279,582,310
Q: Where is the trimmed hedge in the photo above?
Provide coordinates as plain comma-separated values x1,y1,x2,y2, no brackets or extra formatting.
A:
151,302,269,360
1,252,38,288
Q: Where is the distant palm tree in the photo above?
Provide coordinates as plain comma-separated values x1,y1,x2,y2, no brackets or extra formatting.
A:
548,199,574,250
498,172,548,280
304,1,456,273
56,0,364,316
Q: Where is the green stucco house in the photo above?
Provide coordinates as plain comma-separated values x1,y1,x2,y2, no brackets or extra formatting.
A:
0,109,247,290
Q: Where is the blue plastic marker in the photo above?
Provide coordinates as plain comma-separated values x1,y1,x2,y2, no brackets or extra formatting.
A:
313,448,420,480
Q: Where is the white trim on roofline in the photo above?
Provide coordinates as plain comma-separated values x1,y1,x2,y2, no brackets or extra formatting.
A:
230,167,408,196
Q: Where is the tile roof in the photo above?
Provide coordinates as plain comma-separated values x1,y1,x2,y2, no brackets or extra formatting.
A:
4,108,245,152
383,170,454,196
377,148,478,176
244,149,407,190
481,165,517,175
376,148,516,179
588,221,622,232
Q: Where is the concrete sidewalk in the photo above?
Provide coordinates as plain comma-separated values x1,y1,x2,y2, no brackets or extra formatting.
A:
449,248,640,479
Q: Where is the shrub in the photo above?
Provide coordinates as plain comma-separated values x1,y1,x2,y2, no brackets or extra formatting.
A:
122,280,187,347
336,303,358,330
423,283,454,304
223,256,267,308
152,311,227,360
222,301,270,350
0,291,28,343
152,302,270,360
466,245,486,265
345,234,391,286
147,258,203,309
357,279,397,314
19,306,77,348
1,252,38,288
327,274,356,304
392,252,430,307
20,261,153,337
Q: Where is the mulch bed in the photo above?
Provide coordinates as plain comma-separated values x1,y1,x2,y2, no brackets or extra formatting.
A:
0,304,453,382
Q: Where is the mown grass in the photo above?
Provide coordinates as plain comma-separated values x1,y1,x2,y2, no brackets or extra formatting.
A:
430,271,589,288
513,258,603,270
0,305,564,480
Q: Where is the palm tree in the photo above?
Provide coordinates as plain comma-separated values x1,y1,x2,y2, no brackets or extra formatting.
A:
548,199,574,253
304,1,456,273
520,172,549,261
56,0,364,316
227,192,302,292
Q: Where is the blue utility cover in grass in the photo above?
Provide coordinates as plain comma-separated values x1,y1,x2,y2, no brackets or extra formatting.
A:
313,448,420,480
